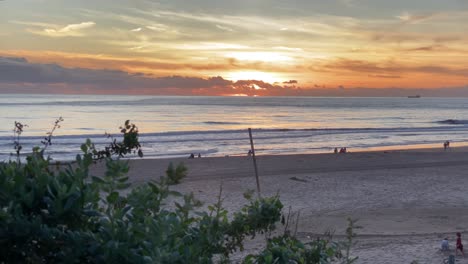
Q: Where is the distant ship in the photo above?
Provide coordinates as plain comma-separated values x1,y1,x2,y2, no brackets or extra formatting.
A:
407,95,421,98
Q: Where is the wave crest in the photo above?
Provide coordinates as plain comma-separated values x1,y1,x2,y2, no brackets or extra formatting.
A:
437,119,468,125
203,121,243,125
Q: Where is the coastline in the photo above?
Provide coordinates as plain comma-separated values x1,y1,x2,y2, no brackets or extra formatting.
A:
345,141,468,153
10,142,467,166
212,142,468,157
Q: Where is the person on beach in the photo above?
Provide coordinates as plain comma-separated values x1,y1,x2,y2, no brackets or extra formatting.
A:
189,153,195,159
248,149,253,156
444,141,449,150
198,153,201,158
334,148,338,154
441,237,449,252
456,232,464,257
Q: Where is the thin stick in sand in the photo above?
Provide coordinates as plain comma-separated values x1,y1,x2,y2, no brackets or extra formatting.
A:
248,128,261,195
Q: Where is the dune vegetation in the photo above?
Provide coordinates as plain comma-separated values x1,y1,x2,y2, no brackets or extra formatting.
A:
0,120,357,263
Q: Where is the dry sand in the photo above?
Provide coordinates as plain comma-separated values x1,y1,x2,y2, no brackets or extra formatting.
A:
91,147,468,263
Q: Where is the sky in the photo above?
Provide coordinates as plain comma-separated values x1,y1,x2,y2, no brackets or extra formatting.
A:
1,0,468,96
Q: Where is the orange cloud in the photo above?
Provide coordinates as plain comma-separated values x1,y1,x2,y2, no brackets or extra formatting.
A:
0,50,297,77
308,58,468,88
3,55,468,97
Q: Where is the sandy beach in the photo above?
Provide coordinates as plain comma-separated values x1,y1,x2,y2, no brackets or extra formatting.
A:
91,147,468,263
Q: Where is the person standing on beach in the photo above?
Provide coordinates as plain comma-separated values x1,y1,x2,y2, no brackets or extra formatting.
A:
456,232,465,257
444,141,450,150
441,237,449,252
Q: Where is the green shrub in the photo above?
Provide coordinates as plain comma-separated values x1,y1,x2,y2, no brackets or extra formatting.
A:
245,218,359,264
0,150,283,263
166,162,188,184
244,235,341,264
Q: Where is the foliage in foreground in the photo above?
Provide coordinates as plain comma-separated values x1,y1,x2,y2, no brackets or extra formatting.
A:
166,162,188,184
245,218,359,264
0,120,356,263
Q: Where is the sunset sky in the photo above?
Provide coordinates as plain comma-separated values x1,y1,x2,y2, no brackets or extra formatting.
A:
1,0,468,96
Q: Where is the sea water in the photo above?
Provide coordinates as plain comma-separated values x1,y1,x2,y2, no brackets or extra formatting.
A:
1,94,468,161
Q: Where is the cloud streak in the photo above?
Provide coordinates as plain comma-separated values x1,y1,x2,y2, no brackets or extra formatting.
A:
312,58,468,77
0,50,296,76
27,21,96,37
396,12,437,23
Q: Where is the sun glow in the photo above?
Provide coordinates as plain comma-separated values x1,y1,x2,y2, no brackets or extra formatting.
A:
225,52,293,62
227,71,283,83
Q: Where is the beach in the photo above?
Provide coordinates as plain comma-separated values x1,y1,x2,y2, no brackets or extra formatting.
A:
90,146,468,263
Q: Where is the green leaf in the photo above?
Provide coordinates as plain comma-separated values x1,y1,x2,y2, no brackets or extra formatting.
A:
116,182,131,190
121,205,132,216
117,176,129,183
107,191,119,204
92,176,106,184
80,143,88,153
83,209,101,217
76,154,82,163
64,192,80,211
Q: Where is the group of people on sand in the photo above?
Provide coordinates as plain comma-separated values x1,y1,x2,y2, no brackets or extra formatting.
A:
334,147,348,154
441,232,464,257
188,153,202,159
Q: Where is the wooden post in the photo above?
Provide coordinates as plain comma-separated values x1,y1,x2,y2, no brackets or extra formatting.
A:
248,128,261,195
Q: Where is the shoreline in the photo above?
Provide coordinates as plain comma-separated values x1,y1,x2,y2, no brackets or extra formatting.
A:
343,141,468,153
44,141,468,163
40,142,468,166
229,142,468,157
4,125,468,162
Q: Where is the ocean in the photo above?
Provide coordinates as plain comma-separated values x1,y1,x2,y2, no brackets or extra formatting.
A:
1,94,468,161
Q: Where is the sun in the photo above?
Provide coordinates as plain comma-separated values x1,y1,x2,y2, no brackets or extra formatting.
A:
226,71,282,83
